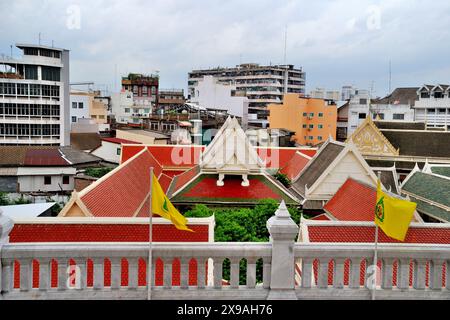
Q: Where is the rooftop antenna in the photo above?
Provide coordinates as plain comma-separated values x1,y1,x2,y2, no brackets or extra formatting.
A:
283,25,288,66
388,60,392,106
51,40,54,47
38,32,41,45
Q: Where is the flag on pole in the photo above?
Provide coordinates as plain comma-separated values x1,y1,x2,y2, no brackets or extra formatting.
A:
151,173,193,232
375,180,416,241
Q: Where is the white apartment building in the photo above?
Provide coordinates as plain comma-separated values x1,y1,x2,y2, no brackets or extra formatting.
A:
0,43,70,146
371,87,417,122
415,85,450,130
111,90,151,125
189,75,249,127
339,89,371,138
309,88,340,101
188,63,305,127
70,93,89,127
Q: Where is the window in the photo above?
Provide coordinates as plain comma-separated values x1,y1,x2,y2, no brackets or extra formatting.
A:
358,113,367,119
438,108,446,114
302,124,307,128
318,136,323,141
309,113,314,117
117,148,121,156
309,136,314,140
421,92,430,98
144,108,150,114
318,124,323,129
133,86,138,94
309,124,314,129
393,113,405,120
17,84,28,96
62,175,70,185
303,112,307,117
44,176,52,185
41,66,60,81
151,86,156,94
377,113,385,120
318,112,324,117
72,102,77,109
25,65,38,80
30,84,40,96
125,108,130,113
359,98,367,105
72,116,77,123
434,91,443,98
99,115,105,119
142,86,148,96
427,109,436,114
78,102,84,109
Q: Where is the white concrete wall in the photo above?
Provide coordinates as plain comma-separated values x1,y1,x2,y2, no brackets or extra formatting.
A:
189,76,248,118
70,94,90,128
414,97,450,128
371,103,415,121
17,167,76,193
91,141,121,164
111,91,134,124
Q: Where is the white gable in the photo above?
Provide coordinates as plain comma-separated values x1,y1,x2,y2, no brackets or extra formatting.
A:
201,116,264,174
305,143,378,200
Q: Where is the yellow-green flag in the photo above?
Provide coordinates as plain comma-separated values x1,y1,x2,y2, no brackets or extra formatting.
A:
375,180,416,241
152,174,193,232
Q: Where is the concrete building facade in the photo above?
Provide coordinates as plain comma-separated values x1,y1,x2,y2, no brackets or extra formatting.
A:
415,84,450,130
188,63,305,127
0,43,70,146
268,94,337,146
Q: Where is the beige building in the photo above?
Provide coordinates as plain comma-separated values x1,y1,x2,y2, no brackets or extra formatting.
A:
116,129,170,145
70,91,109,132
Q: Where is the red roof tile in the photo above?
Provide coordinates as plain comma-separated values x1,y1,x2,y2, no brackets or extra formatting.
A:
304,222,450,244
102,137,141,145
24,149,70,166
80,148,163,217
279,152,311,180
310,214,330,221
158,173,173,193
323,178,376,221
168,165,200,196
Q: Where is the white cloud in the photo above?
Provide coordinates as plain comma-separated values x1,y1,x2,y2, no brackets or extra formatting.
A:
1,0,450,96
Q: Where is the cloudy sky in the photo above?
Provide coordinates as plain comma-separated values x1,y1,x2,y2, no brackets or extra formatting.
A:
1,0,450,97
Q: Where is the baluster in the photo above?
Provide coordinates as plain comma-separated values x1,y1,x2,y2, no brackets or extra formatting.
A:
38,259,51,291
381,258,394,290
301,259,313,288
19,259,32,292
57,259,68,291
197,258,206,289
430,260,444,290
446,261,450,290
333,258,345,289
397,258,410,289
110,258,121,290
180,258,189,289
349,258,361,289
1,258,13,293
128,258,139,289
163,258,172,289
213,258,223,289
246,258,257,289
413,259,427,290
230,258,240,289
93,258,104,290
318,258,329,289
262,258,271,289
77,258,87,290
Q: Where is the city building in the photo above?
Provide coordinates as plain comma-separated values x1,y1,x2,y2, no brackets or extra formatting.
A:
415,84,450,130
157,89,186,111
188,63,305,127
341,85,357,100
91,137,141,164
309,88,340,101
337,89,371,138
188,75,249,128
371,87,417,121
69,92,90,127
268,94,337,146
116,129,170,145
70,90,109,132
0,43,70,146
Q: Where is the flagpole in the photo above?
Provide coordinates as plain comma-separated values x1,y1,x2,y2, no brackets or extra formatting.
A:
372,172,382,301
372,224,379,300
147,168,154,301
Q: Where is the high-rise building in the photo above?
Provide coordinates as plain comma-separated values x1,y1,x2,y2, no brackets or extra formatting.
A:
0,43,70,145
188,63,305,128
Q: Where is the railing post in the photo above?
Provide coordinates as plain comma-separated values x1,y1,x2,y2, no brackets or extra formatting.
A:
0,210,14,298
266,201,299,300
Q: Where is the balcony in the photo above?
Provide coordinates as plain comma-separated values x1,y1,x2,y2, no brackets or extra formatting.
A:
1,203,449,300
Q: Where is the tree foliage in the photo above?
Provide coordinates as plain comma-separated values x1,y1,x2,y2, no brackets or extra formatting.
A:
84,167,114,178
184,199,302,283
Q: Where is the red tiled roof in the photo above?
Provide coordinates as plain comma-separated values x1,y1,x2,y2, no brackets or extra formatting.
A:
9,221,210,289
279,152,310,180
24,149,70,166
310,214,330,221
163,170,187,177
102,137,141,145
168,165,201,196
323,178,376,221
158,173,173,193
80,148,163,217
304,222,450,244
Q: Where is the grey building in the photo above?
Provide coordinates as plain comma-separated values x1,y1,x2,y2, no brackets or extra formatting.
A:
0,43,70,146
188,63,305,127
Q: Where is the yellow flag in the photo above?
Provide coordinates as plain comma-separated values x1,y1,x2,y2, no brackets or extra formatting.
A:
375,180,416,241
151,174,193,232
